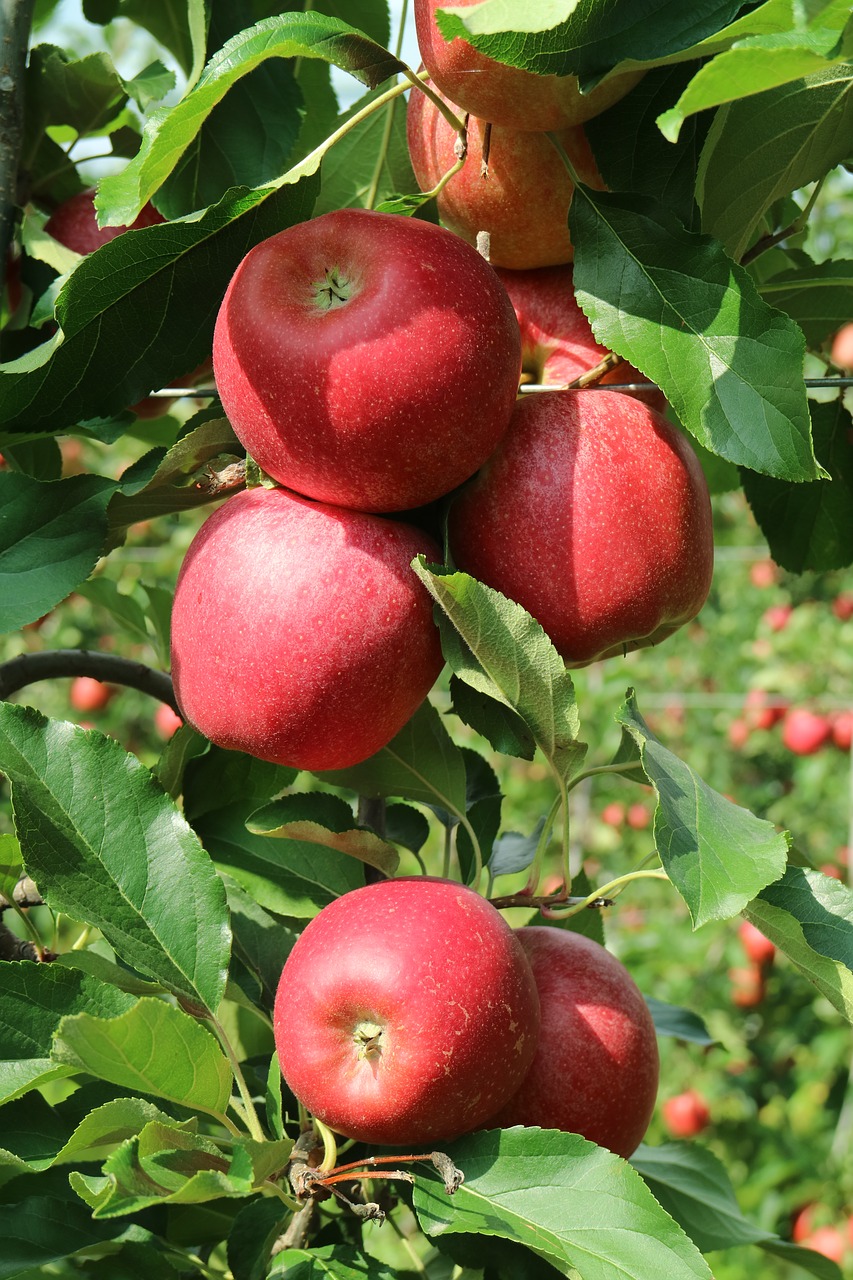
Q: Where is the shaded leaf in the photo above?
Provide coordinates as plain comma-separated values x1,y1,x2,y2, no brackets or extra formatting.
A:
0,1196,125,1280
247,792,400,877
742,398,853,572
312,81,419,217
616,692,790,927
449,673,536,761
269,1245,398,1278
645,997,714,1045
760,256,853,349
0,472,116,632
227,1195,288,1280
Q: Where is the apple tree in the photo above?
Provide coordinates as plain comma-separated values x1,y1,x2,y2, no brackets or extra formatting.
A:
1,2,852,1278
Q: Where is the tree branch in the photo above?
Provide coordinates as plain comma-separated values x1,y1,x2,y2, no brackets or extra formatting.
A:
0,649,179,711
0,0,36,296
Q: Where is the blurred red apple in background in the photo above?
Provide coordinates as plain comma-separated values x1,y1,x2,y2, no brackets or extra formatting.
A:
600,802,625,827
738,920,776,968
729,964,766,1008
782,708,831,756
832,711,853,751
763,604,792,632
832,592,853,621
661,1090,711,1138
830,321,853,369
154,703,183,740
749,558,778,588
69,676,113,712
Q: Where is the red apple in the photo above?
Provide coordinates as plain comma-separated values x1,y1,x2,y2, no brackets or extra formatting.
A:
626,803,651,831
212,208,521,512
414,0,642,131
791,1203,816,1243
738,920,776,968
749,558,778,588
729,964,767,1008
728,718,750,750
803,1226,847,1264
832,592,853,621
448,390,714,666
69,676,113,712
273,877,541,1146
600,802,625,828
661,1090,710,1139
170,486,444,772
406,85,604,269
820,863,843,881
493,265,666,409
487,927,659,1158
782,708,831,756
830,322,853,370
743,688,787,731
832,711,853,751
762,603,792,632
154,703,183,739
44,187,163,254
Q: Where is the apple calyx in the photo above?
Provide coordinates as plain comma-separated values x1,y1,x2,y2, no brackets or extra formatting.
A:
312,265,355,311
354,1020,385,1063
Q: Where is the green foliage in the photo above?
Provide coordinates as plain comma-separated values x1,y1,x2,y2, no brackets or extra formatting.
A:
1,0,852,1277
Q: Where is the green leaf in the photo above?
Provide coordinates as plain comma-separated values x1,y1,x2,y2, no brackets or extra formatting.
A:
490,819,545,878
107,417,243,542
742,398,853,572
658,31,848,142
227,1196,288,1280
319,697,468,813
96,13,405,226
0,1092,177,1177
247,792,400,877
83,0,207,81
645,997,714,1045
183,745,297,822
0,961,135,1104
0,1196,126,1280
413,564,586,783
696,63,853,260
744,866,853,1022
616,692,790,927
312,81,419,217
75,576,157,655
0,472,116,632
193,803,363,918
0,833,23,903
0,182,318,436
384,802,431,854
52,998,233,1118
413,1127,711,1279
569,187,820,482
269,1245,398,1278
449,673,536,761
156,2,303,220
225,877,297,1012
433,0,750,84
27,46,128,136
760,256,853,348
0,703,231,1011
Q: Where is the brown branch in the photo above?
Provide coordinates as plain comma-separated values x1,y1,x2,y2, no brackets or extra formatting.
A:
0,650,178,712
565,351,624,389
192,458,246,497
0,0,36,297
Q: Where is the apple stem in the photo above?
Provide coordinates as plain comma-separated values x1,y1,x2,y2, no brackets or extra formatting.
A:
566,351,625,390
542,868,669,919
567,759,646,790
520,794,562,897
402,67,468,140
312,1116,339,1172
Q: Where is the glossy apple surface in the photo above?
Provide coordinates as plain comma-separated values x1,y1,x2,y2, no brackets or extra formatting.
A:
274,877,541,1146
661,1089,710,1138
406,86,602,269
44,188,163,254
213,208,521,512
170,486,444,771
414,0,641,131
495,265,666,409
449,390,714,666
487,927,659,1158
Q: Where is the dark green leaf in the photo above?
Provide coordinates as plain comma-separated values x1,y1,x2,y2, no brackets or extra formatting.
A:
616,692,790,927
742,398,853,572
413,563,586,784
569,186,820,481
696,63,853,260
383,802,431,854
413,1126,711,1279
0,1091,175,1177
0,703,231,1012
0,1196,125,1280
0,182,318,436
450,673,536,761
227,1195,287,1280
83,0,207,80
645,997,714,1044
0,472,116,632
183,745,297,822
745,866,853,1021
0,437,62,479
27,46,128,135
269,1245,398,1278
760,256,853,349
312,81,419,217
225,877,296,1011
247,792,400,877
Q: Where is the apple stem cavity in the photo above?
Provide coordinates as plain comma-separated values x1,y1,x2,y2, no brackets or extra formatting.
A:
354,1020,385,1063
312,266,352,310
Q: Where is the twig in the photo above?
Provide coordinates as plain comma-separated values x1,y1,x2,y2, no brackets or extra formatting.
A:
566,352,625,389
0,650,179,712
0,0,36,297
490,890,614,910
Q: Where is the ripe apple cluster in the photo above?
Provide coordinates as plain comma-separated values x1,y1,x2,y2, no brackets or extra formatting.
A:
274,877,659,1155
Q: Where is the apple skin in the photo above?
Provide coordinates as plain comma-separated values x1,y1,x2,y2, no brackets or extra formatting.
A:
69,676,113,712
448,390,714,666
494,265,666,410
273,877,541,1147
170,486,444,772
781,708,831,756
832,711,853,751
44,188,164,254
803,1226,847,1264
738,920,776,967
830,322,853,370
661,1090,710,1139
406,85,603,270
213,208,521,512
154,703,183,740
486,927,659,1159
414,0,642,131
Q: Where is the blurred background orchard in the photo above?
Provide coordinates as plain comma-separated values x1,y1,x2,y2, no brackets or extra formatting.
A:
2,2,853,1278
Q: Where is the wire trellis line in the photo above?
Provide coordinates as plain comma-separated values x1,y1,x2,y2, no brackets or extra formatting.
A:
148,377,853,398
